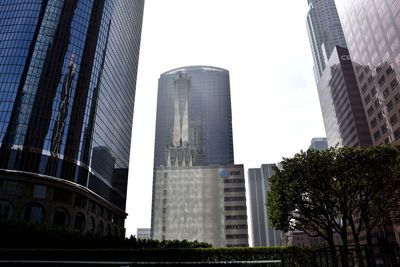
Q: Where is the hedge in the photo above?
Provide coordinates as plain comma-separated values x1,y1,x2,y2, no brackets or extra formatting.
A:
0,247,319,266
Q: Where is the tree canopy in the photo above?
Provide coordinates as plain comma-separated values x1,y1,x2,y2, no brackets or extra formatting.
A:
267,145,400,266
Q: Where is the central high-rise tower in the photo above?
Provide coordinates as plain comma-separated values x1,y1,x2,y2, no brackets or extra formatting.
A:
151,66,248,247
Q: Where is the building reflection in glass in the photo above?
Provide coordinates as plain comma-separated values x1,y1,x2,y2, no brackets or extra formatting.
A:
0,0,144,233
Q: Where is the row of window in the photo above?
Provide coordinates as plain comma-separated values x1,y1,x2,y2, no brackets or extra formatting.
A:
225,224,247,230
0,200,118,236
224,187,245,193
225,206,246,211
224,196,246,202
226,215,247,220
0,180,123,225
226,234,248,239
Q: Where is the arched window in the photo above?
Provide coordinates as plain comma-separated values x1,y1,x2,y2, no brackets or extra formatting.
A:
53,208,69,227
105,224,111,236
0,200,14,220
88,217,95,232
22,203,45,224
97,221,104,236
74,212,85,232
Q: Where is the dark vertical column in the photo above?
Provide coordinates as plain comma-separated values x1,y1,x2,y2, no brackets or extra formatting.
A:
63,0,105,165
24,0,78,149
1,0,49,147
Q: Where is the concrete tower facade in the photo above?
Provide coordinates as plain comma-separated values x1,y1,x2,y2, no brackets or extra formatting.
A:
248,164,282,247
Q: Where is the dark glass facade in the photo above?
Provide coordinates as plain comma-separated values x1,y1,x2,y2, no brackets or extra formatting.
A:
317,46,372,147
0,0,144,232
153,66,234,168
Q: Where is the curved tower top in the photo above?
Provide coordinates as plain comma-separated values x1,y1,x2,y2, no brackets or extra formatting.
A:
154,65,234,168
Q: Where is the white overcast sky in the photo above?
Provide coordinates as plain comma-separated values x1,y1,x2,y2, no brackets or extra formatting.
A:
125,0,326,237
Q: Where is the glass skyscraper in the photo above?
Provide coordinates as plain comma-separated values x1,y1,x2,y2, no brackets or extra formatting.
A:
153,66,234,169
306,0,347,82
335,0,400,246
335,0,400,146
307,1,372,148
0,0,144,236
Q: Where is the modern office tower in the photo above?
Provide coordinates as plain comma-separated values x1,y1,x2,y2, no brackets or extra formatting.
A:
335,0,400,146
151,66,248,247
306,0,347,82
153,66,234,169
309,137,328,150
136,228,151,240
248,164,282,247
316,47,373,148
0,0,144,236
335,0,400,246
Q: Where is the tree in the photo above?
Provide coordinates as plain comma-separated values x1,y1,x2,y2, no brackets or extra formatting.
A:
267,145,400,267
268,148,343,266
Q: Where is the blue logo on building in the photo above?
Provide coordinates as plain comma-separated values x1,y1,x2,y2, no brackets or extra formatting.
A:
219,169,229,178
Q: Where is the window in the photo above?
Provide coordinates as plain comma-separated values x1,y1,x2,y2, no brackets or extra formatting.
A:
374,99,380,108
226,224,247,229
226,234,248,239
367,106,374,116
33,185,46,199
0,181,18,194
371,87,377,96
0,200,14,220
378,76,386,86
386,67,394,76
391,114,398,125
53,208,69,227
378,111,384,121
368,75,374,85
224,196,246,201
390,79,399,89
361,83,368,93
97,221,104,236
381,124,388,134
226,215,247,220
224,179,245,183
395,93,400,103
225,206,246,211
387,101,394,112
364,94,371,104
395,129,400,140
224,188,245,192
106,225,111,236
374,130,381,141
88,217,95,232
22,203,45,224
383,88,390,97
74,213,85,232
370,118,377,128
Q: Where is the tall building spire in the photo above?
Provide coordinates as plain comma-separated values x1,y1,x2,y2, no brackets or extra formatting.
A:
306,0,347,82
